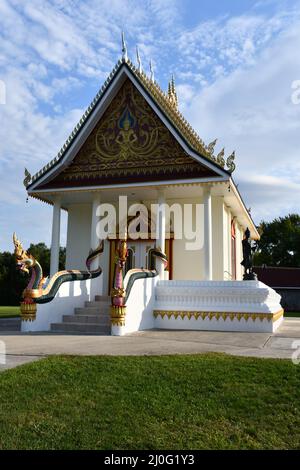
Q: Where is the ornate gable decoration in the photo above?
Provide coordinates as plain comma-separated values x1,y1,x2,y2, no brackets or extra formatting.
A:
40,79,218,188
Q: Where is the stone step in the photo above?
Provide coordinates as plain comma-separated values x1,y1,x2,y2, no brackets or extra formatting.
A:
50,322,111,335
95,295,111,302
62,314,111,325
84,300,110,308
0,318,21,331
74,307,110,316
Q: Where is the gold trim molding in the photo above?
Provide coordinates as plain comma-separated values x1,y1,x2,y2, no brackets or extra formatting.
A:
153,309,284,323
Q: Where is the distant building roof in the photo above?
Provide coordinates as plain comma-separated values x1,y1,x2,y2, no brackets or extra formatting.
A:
254,266,300,288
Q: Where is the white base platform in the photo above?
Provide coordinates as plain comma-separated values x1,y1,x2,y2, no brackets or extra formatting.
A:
22,279,284,335
152,280,283,333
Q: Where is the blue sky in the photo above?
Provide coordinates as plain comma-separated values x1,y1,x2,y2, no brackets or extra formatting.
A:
0,0,300,251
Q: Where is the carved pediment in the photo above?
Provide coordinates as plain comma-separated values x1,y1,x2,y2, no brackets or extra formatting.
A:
40,79,218,189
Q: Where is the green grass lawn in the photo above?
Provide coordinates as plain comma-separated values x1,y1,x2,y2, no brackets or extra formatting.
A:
284,312,300,317
0,354,299,450
0,306,20,318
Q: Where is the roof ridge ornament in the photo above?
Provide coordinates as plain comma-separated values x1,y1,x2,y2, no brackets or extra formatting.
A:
23,168,32,188
216,147,225,168
226,150,236,173
136,45,142,73
149,60,154,82
167,74,178,108
206,139,217,158
121,31,128,62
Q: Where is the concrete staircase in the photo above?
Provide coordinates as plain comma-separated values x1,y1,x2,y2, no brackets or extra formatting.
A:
0,317,21,332
50,295,111,335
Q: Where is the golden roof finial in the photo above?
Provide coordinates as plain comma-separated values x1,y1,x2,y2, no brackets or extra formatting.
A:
167,74,178,108
121,31,128,62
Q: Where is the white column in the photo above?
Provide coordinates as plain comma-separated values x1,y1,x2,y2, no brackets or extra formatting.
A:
50,197,61,277
90,194,101,269
213,196,227,280
156,189,166,279
203,186,213,281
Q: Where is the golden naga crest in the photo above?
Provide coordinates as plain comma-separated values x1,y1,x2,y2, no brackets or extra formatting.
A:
13,233,34,274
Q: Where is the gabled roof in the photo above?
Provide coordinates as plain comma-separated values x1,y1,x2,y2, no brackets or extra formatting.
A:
25,57,236,192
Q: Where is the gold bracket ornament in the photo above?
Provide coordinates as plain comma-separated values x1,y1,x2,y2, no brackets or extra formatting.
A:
20,301,37,321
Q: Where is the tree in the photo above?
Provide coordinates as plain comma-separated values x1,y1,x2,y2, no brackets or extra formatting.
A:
27,243,50,276
27,243,66,276
254,214,300,267
0,252,28,305
0,244,66,305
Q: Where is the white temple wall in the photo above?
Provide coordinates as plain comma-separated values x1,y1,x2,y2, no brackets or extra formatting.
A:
64,196,247,284
66,204,92,270
168,197,204,280
167,196,237,281
65,203,110,297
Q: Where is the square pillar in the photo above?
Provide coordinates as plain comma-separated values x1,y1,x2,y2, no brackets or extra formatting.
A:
212,196,227,280
90,194,101,269
156,189,166,279
203,186,212,281
50,196,61,277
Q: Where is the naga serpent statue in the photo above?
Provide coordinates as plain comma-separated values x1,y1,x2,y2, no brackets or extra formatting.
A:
110,237,168,327
13,233,104,321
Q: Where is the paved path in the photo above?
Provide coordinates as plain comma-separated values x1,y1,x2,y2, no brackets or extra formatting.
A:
0,318,299,370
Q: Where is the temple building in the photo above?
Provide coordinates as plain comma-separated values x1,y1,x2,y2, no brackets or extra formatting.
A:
20,39,283,335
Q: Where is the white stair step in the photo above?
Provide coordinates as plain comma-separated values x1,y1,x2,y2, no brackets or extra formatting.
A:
74,307,110,315
0,318,21,331
84,300,110,308
50,322,111,334
95,295,111,302
62,314,110,325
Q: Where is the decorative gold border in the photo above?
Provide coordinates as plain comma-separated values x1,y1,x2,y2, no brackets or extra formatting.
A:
110,305,126,327
153,309,284,323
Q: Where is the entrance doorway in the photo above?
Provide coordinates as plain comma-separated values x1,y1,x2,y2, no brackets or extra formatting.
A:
126,241,156,271
108,239,173,291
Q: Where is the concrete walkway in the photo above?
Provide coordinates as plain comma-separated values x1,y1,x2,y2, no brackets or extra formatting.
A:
0,317,299,370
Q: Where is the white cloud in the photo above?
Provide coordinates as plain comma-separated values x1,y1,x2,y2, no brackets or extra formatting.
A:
181,15,300,222
176,8,300,83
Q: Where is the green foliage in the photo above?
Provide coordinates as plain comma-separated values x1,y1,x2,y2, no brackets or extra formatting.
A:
0,244,66,305
0,354,299,450
0,252,28,306
254,214,300,267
